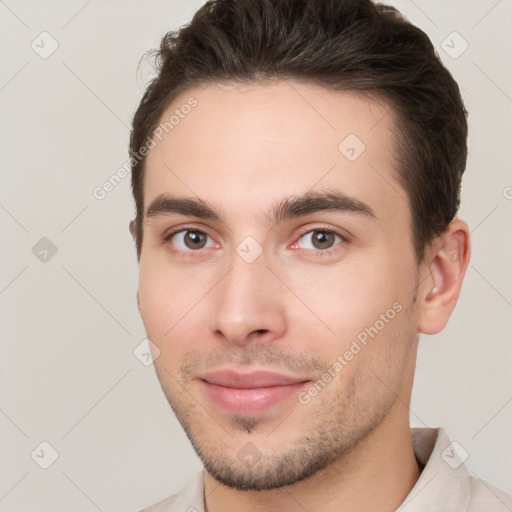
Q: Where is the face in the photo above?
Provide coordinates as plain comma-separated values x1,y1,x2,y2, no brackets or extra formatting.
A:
137,81,423,490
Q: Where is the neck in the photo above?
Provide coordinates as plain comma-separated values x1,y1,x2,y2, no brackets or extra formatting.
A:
203,406,422,512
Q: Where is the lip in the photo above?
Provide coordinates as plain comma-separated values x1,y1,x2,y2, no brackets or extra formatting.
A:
198,368,311,415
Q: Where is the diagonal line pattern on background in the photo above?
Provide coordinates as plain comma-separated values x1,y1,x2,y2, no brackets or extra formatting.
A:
0,202,29,232
0,266,29,295
470,205,499,233
0,409,29,439
471,396,512,439
61,0,93,29
471,0,503,30
472,472,512,511
60,204,89,233
61,471,103,511
0,472,29,502
61,265,131,334
407,0,439,28
0,0,28,28
61,61,130,129
0,62,29,92
471,265,512,309
61,369,132,439
472,61,512,104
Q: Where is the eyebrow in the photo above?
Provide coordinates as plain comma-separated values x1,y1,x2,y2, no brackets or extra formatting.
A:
144,190,377,226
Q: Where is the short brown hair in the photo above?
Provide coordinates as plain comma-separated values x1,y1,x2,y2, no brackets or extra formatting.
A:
129,0,468,263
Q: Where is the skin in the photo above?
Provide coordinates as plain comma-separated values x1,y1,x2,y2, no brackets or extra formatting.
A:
131,80,471,512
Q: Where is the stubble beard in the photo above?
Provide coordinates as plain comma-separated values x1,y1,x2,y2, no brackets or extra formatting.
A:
155,365,400,491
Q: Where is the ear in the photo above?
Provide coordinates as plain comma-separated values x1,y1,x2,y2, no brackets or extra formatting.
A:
417,218,471,335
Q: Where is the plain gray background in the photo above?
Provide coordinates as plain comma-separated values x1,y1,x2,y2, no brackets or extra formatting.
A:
1,1,511,510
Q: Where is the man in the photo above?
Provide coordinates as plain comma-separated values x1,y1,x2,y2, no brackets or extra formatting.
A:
128,0,512,510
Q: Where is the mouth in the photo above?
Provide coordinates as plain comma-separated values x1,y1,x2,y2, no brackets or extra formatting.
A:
198,368,311,416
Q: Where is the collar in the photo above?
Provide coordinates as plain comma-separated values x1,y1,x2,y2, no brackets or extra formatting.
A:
154,427,472,512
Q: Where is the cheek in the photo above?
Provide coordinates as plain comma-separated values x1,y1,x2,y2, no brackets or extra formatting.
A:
283,259,401,333
138,260,187,338
283,258,414,375
137,259,214,366
137,269,165,334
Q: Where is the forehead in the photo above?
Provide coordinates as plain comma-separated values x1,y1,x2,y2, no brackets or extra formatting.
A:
143,80,408,227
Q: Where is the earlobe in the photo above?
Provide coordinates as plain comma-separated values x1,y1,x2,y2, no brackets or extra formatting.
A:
418,219,471,335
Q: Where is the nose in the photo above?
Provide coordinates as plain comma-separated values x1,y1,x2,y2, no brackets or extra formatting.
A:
209,248,287,347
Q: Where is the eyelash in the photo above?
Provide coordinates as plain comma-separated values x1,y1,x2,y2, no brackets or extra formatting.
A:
294,225,347,257
163,225,348,258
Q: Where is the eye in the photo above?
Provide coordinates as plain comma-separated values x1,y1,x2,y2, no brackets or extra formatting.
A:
166,229,217,252
294,228,346,254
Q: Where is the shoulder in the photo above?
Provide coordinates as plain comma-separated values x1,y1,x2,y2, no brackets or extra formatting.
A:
467,475,512,511
138,470,204,512
139,493,178,512
408,427,512,511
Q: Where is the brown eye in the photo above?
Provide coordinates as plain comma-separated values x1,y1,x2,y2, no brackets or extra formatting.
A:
183,231,207,249
295,229,345,253
168,230,214,251
311,231,336,249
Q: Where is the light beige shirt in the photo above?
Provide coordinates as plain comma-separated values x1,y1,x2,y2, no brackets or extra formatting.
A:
141,427,512,511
